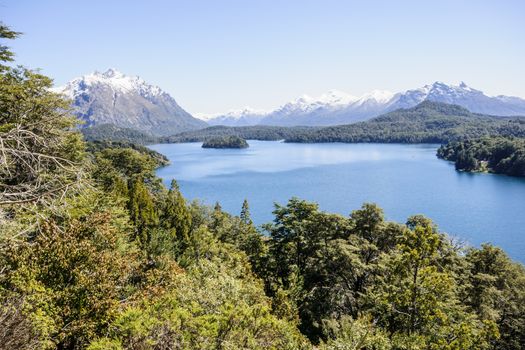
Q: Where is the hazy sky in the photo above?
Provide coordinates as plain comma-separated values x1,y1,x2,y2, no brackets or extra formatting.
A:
2,0,524,114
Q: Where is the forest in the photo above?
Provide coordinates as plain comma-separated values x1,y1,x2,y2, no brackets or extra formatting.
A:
161,125,319,143
1,25,525,350
437,137,525,176
82,124,159,145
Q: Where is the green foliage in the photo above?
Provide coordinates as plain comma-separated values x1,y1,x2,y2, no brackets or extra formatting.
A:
88,258,309,350
0,191,139,349
81,123,158,144
87,140,169,167
463,244,525,349
437,137,525,176
319,316,392,350
0,65,85,207
128,178,158,249
162,125,318,143
158,180,192,250
0,23,20,69
202,135,250,148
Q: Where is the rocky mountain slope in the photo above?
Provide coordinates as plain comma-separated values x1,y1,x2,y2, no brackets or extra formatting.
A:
53,69,207,136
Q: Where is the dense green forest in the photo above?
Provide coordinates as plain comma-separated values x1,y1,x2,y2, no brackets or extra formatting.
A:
82,124,158,144
162,125,319,143
202,135,249,149
437,137,525,176
2,25,525,350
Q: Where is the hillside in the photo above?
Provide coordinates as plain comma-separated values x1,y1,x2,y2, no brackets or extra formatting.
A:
286,101,525,143
81,123,158,144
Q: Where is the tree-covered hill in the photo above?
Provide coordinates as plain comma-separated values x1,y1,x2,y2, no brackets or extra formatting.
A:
285,101,525,143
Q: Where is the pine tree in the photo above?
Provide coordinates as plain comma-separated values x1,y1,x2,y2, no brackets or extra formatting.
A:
128,178,157,248
161,180,192,244
240,199,253,226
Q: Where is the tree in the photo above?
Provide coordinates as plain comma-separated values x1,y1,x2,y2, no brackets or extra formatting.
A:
240,199,253,226
0,25,85,208
0,193,139,349
128,178,158,249
372,220,497,349
160,179,192,247
0,24,20,70
463,244,525,350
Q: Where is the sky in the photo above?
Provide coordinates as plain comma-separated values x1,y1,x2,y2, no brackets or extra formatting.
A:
2,0,524,114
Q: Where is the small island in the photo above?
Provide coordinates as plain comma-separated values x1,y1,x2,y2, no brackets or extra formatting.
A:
202,135,249,149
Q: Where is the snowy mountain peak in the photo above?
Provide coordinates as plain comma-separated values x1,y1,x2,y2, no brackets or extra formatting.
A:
197,106,268,121
319,89,358,105
52,68,206,135
355,90,395,105
99,67,123,78
54,68,164,100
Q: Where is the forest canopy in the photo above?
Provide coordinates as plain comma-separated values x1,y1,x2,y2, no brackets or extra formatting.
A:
201,135,249,149
437,137,525,177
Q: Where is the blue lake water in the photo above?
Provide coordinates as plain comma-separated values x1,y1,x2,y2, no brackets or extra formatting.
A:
149,141,525,262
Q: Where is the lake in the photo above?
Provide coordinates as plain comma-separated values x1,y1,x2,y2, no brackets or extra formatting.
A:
149,141,525,262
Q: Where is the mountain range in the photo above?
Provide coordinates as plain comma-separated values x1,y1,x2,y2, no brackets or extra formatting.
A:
52,68,206,136
202,82,525,127
55,69,525,135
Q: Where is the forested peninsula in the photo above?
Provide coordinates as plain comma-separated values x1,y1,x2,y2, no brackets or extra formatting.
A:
437,137,525,176
2,25,525,350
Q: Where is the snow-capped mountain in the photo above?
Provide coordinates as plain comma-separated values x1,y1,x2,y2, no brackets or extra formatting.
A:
394,81,525,116
199,107,268,127
203,82,525,127
53,68,206,136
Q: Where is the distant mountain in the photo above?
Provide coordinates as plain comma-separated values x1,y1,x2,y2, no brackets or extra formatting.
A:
286,101,525,143
202,82,525,127
53,68,207,136
393,82,525,116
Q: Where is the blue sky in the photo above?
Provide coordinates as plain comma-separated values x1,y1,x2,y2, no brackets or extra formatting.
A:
2,0,524,114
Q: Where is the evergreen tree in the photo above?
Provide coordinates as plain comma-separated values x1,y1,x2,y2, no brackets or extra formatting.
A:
160,180,192,244
0,25,85,208
240,198,253,226
128,178,158,248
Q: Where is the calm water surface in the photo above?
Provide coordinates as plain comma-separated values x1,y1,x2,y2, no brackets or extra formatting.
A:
149,141,525,262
